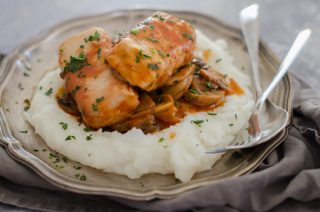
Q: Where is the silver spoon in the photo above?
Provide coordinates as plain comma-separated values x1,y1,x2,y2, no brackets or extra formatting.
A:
206,4,311,154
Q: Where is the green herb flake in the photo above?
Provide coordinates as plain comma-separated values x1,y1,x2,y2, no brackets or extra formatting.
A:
207,112,217,116
150,25,155,30
75,173,80,177
23,72,30,77
72,85,81,95
88,31,100,41
206,82,213,90
73,166,82,170
182,32,193,41
86,134,93,141
83,127,91,132
24,99,31,111
33,149,39,152
189,88,200,95
216,58,222,63
192,120,204,126
158,137,164,143
130,28,140,35
157,49,166,58
45,88,53,96
147,63,159,71
19,130,28,133
143,54,152,59
80,45,84,49
80,175,87,181
96,96,104,103
65,135,76,141
229,123,234,127
97,48,101,60
59,122,68,130
145,37,158,43
92,103,98,111
63,52,89,74
235,114,238,119
39,86,42,90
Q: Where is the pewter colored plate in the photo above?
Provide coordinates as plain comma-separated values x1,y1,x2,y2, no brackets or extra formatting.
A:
0,10,292,200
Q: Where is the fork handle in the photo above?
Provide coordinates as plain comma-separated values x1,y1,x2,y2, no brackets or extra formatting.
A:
258,29,311,106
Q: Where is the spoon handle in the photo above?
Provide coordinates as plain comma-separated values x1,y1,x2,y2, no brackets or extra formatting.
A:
240,4,262,97
259,29,312,105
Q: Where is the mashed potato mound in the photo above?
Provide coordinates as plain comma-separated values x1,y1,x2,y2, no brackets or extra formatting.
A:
26,30,254,182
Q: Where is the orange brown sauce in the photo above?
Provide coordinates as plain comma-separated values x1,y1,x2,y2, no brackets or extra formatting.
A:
55,77,243,134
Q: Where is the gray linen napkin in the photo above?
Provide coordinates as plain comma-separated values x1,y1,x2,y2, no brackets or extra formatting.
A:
0,60,320,211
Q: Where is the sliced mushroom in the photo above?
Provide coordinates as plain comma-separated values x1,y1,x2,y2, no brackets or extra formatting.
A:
199,68,228,90
112,109,157,133
165,64,195,86
183,75,225,107
135,93,156,112
184,89,225,107
153,95,180,124
162,75,193,99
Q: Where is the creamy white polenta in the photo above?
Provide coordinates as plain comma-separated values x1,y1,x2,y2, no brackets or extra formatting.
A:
26,30,254,182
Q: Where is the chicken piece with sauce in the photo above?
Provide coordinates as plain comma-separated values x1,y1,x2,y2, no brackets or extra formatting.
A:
58,27,139,128
106,11,196,91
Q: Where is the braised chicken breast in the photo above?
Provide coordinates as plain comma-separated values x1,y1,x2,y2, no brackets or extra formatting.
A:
58,27,139,128
106,11,196,91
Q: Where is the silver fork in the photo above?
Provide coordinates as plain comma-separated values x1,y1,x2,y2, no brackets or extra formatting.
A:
206,4,311,154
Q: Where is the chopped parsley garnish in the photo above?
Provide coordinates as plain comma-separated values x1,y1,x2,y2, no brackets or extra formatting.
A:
158,137,164,143
154,14,166,21
216,58,222,63
145,37,158,43
88,31,100,41
97,48,101,60
147,63,159,71
235,114,238,119
86,134,93,141
192,120,204,127
96,96,104,103
143,54,152,59
130,28,140,35
182,32,193,41
92,103,98,111
24,99,31,111
45,88,53,96
207,112,217,116
80,45,84,48
71,85,81,95
33,149,39,152
75,173,80,177
150,25,155,30
80,175,87,181
23,72,30,77
65,135,76,141
224,74,228,78
206,82,213,90
229,123,234,127
19,130,28,133
157,49,166,58
63,52,89,74
59,122,68,130
189,88,200,95
73,166,82,170
62,156,68,163
59,49,64,53
83,127,91,132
